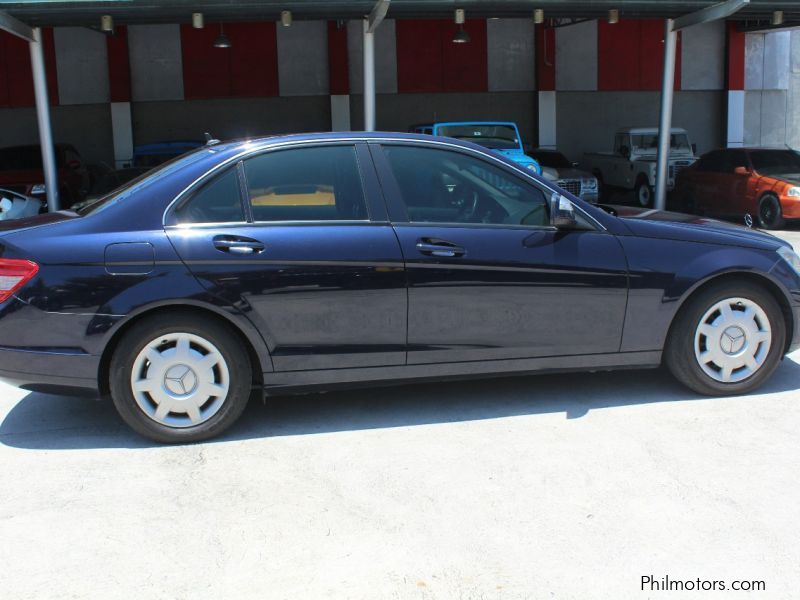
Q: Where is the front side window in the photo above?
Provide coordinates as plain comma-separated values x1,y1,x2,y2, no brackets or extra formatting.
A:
382,145,549,227
749,150,800,176
243,145,367,222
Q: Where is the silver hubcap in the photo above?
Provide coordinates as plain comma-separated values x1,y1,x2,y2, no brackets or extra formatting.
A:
694,297,772,384
638,185,651,206
131,332,230,428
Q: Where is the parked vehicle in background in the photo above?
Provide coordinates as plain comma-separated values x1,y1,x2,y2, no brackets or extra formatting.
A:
409,121,542,174
84,167,151,202
0,144,90,209
584,127,697,207
0,188,44,220
674,147,800,230
0,132,798,443
133,141,204,168
528,148,599,203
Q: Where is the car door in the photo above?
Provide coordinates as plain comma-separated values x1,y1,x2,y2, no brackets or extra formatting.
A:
165,142,407,371
693,150,726,214
719,150,751,216
371,141,629,365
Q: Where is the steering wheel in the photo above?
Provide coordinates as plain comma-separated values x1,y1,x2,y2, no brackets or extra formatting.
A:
456,190,480,222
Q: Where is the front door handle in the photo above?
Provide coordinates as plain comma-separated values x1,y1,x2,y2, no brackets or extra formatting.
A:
213,235,265,255
415,239,465,258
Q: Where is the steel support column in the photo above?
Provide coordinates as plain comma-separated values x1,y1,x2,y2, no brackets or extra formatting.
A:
654,0,749,211
654,20,677,211
363,19,376,131
29,27,59,212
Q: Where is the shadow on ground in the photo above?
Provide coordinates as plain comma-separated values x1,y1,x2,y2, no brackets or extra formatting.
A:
2,357,799,451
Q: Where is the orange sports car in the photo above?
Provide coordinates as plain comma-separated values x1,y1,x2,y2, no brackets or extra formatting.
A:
674,147,800,229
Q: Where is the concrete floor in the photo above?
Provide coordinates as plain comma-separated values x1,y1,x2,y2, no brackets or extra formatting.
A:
1,233,799,600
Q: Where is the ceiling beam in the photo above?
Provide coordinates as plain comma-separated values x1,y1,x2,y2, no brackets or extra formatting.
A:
0,9,35,42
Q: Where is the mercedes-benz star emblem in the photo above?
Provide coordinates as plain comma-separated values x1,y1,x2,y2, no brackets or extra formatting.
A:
164,364,198,396
720,326,746,355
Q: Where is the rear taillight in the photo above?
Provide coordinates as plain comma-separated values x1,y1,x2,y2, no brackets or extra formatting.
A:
0,259,39,303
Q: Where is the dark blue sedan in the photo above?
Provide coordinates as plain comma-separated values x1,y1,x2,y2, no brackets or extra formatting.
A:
0,133,798,443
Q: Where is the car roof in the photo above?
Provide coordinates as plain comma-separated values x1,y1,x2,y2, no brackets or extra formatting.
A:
207,131,497,153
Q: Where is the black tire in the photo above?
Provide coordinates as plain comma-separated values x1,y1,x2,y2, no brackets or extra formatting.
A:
109,313,253,443
665,280,786,396
635,177,653,208
757,194,785,230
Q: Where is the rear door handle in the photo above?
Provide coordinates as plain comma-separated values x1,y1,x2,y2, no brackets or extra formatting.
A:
213,236,265,255
415,239,465,258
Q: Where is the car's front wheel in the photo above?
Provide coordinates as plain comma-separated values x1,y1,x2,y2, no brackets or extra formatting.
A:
109,313,253,443
665,281,786,396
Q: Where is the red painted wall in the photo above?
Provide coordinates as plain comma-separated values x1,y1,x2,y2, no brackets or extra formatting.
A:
328,21,349,95
598,19,681,91
536,24,556,91
181,22,278,100
396,19,487,93
726,21,745,91
0,29,59,108
107,26,131,103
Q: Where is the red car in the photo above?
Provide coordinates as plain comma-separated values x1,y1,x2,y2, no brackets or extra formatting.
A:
0,144,90,209
674,147,800,229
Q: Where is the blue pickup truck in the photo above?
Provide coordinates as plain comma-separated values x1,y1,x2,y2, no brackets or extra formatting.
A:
409,121,542,175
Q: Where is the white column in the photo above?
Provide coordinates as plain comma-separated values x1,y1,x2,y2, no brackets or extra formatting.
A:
111,102,134,168
655,20,678,211
537,91,557,149
726,90,745,148
362,19,376,132
29,27,59,212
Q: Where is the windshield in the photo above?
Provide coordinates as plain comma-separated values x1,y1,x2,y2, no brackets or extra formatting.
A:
630,133,691,154
749,150,800,176
76,147,214,216
529,151,572,169
436,125,520,150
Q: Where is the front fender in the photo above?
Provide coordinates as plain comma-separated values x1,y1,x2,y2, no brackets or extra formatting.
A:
619,237,791,353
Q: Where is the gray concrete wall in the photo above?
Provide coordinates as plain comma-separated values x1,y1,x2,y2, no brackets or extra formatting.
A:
131,97,332,144
128,24,185,102
681,21,725,91
53,28,110,105
0,105,114,165
277,21,329,96
349,92,537,144
558,91,725,163
487,19,535,92
555,20,597,91
743,29,797,149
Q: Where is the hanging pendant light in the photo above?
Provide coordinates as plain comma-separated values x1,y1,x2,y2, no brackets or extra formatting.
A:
452,9,470,44
213,23,232,48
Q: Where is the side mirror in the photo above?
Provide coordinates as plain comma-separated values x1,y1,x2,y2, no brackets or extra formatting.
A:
619,145,630,159
550,192,577,229
734,166,750,176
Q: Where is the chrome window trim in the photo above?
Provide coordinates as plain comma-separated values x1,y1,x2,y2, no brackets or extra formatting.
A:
162,136,606,232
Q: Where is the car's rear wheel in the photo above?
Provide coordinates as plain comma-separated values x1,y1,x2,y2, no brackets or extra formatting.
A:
109,313,253,443
665,281,785,396
758,194,785,230
635,177,653,208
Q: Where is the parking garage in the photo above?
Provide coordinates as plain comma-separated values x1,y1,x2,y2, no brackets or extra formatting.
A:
0,1,798,213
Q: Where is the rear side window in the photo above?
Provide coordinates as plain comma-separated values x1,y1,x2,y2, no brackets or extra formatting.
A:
243,145,367,222
171,168,245,224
